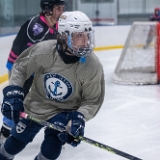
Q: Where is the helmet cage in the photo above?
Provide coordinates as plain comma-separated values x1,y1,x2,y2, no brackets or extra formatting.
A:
58,11,95,57
61,30,95,57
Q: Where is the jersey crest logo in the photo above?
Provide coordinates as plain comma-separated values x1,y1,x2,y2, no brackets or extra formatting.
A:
33,23,43,36
44,73,73,101
16,122,26,133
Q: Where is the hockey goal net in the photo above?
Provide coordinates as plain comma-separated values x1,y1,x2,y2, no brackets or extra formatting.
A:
112,21,160,85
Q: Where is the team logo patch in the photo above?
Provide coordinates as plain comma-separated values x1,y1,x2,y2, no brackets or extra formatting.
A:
44,73,73,101
33,23,43,36
16,122,26,133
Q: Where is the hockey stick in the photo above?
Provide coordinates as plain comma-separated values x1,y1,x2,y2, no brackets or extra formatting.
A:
20,112,142,160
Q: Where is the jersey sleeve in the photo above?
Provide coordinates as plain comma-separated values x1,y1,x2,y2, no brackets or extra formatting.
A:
6,20,30,70
9,40,56,87
77,58,105,121
9,44,37,87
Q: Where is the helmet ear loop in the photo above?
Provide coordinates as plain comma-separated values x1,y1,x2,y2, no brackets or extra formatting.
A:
44,10,51,16
67,35,72,49
42,4,53,16
66,35,75,54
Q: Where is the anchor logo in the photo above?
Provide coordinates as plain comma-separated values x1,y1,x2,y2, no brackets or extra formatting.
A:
44,73,73,101
48,81,63,96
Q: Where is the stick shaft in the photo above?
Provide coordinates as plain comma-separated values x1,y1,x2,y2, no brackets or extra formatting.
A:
20,112,142,160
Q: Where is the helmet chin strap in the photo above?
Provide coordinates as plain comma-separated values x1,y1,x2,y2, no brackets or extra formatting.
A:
64,46,74,55
64,45,86,64
61,38,74,55
56,43,80,64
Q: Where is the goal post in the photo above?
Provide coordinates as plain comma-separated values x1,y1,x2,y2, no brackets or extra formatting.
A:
156,22,160,82
112,21,160,85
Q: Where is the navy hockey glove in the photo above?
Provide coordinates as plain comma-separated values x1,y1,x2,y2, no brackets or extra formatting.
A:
70,111,85,137
58,132,81,147
49,112,72,131
1,85,24,124
58,111,85,147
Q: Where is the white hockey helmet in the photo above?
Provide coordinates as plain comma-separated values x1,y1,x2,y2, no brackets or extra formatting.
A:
58,11,95,57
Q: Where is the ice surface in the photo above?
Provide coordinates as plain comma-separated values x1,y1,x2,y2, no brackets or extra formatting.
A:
0,49,160,160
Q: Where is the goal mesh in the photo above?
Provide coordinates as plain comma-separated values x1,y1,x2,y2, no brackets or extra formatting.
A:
112,22,160,85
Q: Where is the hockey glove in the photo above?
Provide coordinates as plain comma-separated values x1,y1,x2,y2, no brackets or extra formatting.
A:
51,111,85,147
1,85,24,124
69,111,85,137
49,112,72,131
58,111,85,147
58,132,81,147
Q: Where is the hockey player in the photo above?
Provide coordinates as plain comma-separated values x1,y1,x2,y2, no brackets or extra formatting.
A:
0,11,105,160
144,8,160,49
149,7,160,21
0,0,65,146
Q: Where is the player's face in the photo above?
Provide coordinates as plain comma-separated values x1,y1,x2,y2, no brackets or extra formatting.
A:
72,32,89,48
52,5,65,21
61,31,94,57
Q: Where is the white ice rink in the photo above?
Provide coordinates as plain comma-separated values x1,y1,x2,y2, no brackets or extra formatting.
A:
0,49,160,160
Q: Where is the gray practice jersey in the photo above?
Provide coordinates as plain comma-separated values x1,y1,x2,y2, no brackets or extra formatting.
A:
9,40,105,121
